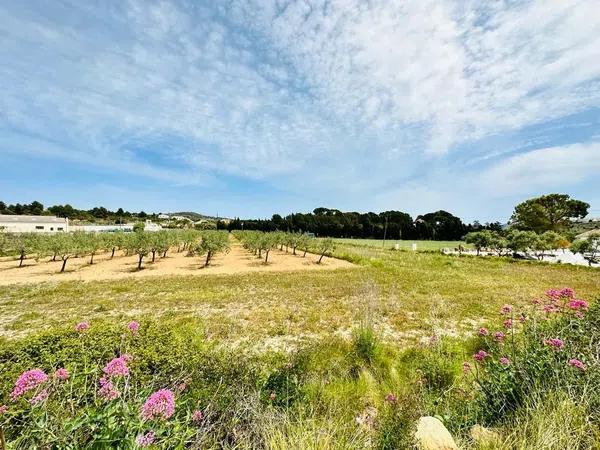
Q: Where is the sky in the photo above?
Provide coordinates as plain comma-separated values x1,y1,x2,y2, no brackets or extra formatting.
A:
1,0,599,222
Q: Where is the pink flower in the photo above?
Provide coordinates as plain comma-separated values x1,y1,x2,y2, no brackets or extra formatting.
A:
462,362,471,373
0,405,7,414
568,299,589,311
10,369,49,401
75,322,90,332
473,350,488,362
503,319,513,329
54,368,69,380
544,338,564,349
103,355,131,378
384,393,397,403
543,304,558,313
98,377,121,400
559,288,575,299
568,359,586,371
545,289,561,300
518,314,528,323
135,431,156,447
269,392,276,400
141,389,175,421
478,327,489,336
493,331,505,343
128,321,140,334
192,409,204,424
29,388,49,405
500,304,513,315
499,357,510,366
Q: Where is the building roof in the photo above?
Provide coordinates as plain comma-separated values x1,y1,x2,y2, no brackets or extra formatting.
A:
0,215,67,224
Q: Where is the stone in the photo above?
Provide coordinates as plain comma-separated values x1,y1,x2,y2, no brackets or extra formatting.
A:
414,416,459,450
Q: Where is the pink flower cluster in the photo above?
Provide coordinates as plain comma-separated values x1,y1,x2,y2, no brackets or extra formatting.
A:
10,369,48,401
462,362,471,373
103,355,131,378
568,299,589,311
544,338,564,349
478,327,489,336
98,378,121,401
29,389,49,405
499,357,510,366
384,393,397,403
568,359,586,371
75,322,90,332
135,431,156,447
128,321,140,334
473,350,488,362
500,304,513,315
0,405,7,414
141,389,175,421
54,368,69,380
192,409,204,424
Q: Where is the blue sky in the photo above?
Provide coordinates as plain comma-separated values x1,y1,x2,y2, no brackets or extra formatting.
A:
1,0,599,222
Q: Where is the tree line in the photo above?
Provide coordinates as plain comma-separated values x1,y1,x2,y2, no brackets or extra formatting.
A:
224,208,502,241
0,200,156,222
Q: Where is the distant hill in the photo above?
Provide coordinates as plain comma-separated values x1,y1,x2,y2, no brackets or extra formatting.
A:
169,212,230,221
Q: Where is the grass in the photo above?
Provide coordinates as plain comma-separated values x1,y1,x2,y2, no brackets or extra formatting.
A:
0,243,598,349
331,238,472,251
1,243,599,448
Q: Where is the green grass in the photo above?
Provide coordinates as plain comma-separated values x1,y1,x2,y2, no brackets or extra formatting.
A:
1,245,599,448
1,244,598,349
331,238,471,251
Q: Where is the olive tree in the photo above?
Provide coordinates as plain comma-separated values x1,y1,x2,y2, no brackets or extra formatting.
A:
317,238,336,264
194,231,230,267
571,233,599,267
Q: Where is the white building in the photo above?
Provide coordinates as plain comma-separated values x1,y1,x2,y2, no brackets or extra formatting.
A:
70,224,134,233
0,215,69,233
157,214,170,219
144,220,163,232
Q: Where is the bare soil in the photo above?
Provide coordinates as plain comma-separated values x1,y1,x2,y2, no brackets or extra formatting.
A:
0,243,354,286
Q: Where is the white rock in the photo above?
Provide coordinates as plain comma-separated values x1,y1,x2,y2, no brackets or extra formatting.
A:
414,416,459,450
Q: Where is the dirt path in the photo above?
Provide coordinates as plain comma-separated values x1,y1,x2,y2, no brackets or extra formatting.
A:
0,242,355,286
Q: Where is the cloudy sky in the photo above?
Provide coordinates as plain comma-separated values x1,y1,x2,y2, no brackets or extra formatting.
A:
1,0,599,222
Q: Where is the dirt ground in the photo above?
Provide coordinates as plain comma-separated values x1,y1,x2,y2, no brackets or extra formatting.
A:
0,243,355,286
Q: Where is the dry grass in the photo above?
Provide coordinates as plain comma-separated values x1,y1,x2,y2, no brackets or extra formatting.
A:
1,243,598,352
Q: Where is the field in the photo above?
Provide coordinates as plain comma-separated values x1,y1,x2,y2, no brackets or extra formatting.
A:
332,238,471,251
1,238,599,448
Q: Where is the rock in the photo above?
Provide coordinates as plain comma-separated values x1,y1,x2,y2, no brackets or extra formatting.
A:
470,425,500,445
414,416,459,450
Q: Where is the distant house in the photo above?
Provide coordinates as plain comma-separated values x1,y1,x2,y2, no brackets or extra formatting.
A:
170,215,192,222
70,224,134,233
157,214,170,219
144,220,163,232
0,215,69,233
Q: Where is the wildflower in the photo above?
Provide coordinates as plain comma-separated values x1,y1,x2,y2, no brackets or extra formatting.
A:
499,357,510,366
568,359,586,371
135,431,156,448
500,304,513,315
128,320,140,334
269,392,276,400
462,362,471,373
518,313,528,323
29,388,49,405
473,350,488,362
503,319,513,329
575,311,584,319
478,327,489,336
568,299,589,311
75,322,90,332
0,405,7,414
384,393,397,403
141,389,175,421
543,304,558,313
98,377,121,400
544,338,564,349
545,289,560,300
559,288,575,299
192,409,204,424
493,331,505,343
10,369,49,401
103,355,131,378
54,368,69,380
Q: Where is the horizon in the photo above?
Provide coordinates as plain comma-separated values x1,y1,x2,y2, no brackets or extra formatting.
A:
1,1,600,222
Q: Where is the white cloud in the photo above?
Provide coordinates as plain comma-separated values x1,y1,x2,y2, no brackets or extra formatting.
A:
0,0,599,210
481,142,600,196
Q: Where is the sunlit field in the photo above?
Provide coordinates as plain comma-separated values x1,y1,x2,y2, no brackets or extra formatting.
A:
1,239,599,448
332,238,472,251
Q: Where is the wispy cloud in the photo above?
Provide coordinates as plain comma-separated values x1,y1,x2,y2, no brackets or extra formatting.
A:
0,0,599,218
